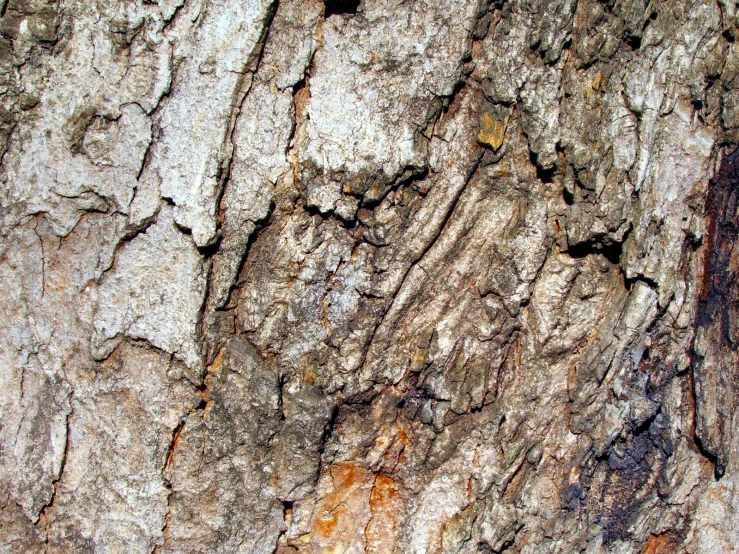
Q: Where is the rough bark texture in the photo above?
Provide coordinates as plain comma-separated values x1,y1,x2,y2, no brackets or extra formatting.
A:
1,0,739,552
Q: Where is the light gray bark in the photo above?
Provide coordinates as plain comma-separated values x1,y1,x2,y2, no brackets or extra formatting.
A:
1,0,739,552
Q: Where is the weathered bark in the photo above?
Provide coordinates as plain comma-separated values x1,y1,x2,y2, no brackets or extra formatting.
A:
1,0,738,552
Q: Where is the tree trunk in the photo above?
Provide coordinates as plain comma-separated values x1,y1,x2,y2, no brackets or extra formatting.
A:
1,0,738,552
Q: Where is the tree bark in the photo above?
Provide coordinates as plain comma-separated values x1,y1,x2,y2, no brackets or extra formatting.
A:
1,0,738,552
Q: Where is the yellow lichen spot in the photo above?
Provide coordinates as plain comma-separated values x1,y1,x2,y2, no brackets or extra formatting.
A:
410,347,427,372
209,348,225,373
592,71,604,92
304,367,315,386
478,111,508,151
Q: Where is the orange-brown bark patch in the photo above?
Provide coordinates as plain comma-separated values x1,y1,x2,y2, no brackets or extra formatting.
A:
640,534,675,554
366,474,405,554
